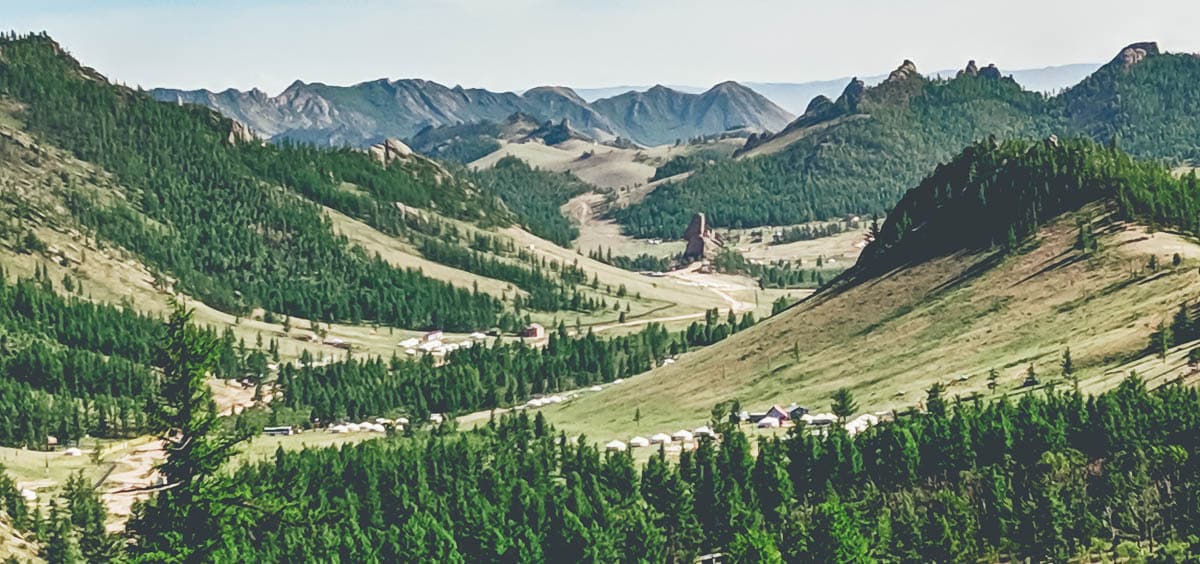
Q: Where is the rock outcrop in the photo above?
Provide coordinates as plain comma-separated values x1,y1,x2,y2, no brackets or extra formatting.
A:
959,60,1003,80
1112,42,1159,69
805,94,834,114
885,60,920,83
838,78,867,111
368,138,415,165
226,119,257,145
958,60,981,78
682,212,724,261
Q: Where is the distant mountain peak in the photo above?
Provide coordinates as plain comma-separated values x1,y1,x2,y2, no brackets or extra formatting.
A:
709,80,744,91
1111,41,1160,69
523,85,588,104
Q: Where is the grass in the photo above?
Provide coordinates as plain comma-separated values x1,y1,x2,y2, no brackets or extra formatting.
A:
543,207,1200,442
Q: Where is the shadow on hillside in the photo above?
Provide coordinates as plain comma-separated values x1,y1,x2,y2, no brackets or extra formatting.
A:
1012,251,1086,287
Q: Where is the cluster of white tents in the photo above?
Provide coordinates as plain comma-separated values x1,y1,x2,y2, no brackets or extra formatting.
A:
399,332,488,357
525,395,567,409
328,422,387,434
752,410,879,436
327,417,409,434
605,426,718,452
844,413,880,436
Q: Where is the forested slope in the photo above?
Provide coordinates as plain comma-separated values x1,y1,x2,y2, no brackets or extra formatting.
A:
615,61,1055,238
0,34,511,331
618,43,1200,238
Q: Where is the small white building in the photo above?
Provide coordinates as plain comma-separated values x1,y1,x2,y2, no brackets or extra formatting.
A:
629,436,651,448
63,447,83,457
605,440,628,452
757,416,781,429
418,340,443,352
672,430,694,442
398,338,420,348
423,330,444,343
693,426,716,438
650,433,673,445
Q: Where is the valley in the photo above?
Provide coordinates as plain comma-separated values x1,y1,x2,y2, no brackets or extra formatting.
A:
4,18,1200,562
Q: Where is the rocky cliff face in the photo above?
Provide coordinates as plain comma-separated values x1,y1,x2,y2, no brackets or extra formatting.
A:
226,119,257,145
1113,42,1159,69
682,212,724,261
886,60,920,83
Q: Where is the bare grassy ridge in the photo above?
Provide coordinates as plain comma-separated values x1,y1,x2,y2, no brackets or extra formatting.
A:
544,207,1200,440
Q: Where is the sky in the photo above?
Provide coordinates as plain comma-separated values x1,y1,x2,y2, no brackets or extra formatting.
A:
4,0,1199,94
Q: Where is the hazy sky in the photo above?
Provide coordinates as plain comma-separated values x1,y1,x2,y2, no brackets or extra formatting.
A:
5,0,1199,94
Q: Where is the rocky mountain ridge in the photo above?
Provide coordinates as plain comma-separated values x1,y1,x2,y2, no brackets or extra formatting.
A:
152,78,793,148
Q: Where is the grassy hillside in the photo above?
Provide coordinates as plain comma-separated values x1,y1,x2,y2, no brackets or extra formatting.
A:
546,139,1200,440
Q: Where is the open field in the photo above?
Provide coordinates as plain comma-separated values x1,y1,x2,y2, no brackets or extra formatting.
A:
732,222,872,267
543,207,1200,441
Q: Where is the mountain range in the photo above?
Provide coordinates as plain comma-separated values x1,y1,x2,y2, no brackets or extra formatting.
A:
151,79,793,147
564,63,1100,112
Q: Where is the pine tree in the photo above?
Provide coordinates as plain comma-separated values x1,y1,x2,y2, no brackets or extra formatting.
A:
42,501,84,564
125,304,254,561
831,388,858,422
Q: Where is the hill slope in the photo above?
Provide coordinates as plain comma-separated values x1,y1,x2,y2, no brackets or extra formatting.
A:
0,34,766,345
545,139,1200,439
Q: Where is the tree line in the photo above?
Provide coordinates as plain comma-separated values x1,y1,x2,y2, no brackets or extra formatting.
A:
278,310,756,422
18,372,1200,561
